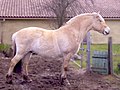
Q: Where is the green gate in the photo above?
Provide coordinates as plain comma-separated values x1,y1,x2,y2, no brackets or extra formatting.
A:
91,50,108,74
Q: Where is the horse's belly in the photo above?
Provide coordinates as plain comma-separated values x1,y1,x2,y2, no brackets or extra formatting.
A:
31,35,62,59
38,50,62,59
33,46,62,59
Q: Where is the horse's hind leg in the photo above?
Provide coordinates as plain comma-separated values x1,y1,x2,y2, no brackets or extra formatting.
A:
6,54,24,84
22,53,32,83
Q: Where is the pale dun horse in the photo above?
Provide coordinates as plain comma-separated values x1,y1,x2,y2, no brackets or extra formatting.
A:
6,12,110,84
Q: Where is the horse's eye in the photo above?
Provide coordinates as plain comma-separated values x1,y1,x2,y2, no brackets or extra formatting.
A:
99,19,102,22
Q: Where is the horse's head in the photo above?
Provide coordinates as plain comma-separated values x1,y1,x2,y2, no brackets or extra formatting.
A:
92,12,110,35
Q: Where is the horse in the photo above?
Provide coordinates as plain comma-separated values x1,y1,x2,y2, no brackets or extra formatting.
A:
6,12,110,84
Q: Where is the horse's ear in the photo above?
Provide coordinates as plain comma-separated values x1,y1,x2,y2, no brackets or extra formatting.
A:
97,11,100,14
93,12,99,19
93,13,99,19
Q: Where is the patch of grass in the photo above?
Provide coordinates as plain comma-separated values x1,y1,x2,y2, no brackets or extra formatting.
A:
0,44,11,52
0,44,12,57
113,56,120,75
91,44,108,51
70,59,86,69
112,44,120,55
114,66,120,75
70,60,80,69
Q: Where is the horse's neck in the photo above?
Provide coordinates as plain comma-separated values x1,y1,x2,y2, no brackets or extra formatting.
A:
79,23,92,42
67,17,92,43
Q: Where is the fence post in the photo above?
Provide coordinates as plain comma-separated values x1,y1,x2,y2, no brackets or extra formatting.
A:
108,37,113,74
86,32,91,72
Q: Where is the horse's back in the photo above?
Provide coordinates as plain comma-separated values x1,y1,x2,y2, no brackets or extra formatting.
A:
14,27,45,35
12,27,49,41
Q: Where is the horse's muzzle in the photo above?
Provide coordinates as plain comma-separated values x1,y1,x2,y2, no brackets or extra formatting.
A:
103,27,110,35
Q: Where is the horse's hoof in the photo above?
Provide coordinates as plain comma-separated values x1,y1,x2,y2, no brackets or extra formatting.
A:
60,76,66,85
26,79,32,83
65,79,71,86
6,80,13,84
23,75,32,83
60,77,71,86
6,74,13,84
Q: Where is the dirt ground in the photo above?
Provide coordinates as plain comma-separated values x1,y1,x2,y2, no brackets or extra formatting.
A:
0,55,120,90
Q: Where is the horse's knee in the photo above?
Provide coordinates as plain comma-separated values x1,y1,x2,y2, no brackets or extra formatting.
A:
64,66,68,71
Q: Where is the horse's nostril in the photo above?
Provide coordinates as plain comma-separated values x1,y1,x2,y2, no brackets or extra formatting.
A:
105,31,109,35
106,30,110,34
103,30,109,35
103,27,110,35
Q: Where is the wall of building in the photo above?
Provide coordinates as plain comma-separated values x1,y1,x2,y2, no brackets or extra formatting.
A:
0,19,56,44
0,19,120,44
91,20,120,44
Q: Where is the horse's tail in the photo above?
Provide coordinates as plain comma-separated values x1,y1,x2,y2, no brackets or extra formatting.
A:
12,34,22,73
12,37,16,57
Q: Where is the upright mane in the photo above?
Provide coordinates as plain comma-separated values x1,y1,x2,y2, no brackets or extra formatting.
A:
66,12,104,25
66,13,93,25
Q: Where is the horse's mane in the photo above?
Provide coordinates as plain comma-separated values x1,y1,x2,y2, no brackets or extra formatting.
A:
59,12,104,30
66,13,93,25
66,12,104,25
58,13,93,29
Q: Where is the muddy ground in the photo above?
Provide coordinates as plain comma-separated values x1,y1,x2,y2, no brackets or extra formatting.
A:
0,55,120,90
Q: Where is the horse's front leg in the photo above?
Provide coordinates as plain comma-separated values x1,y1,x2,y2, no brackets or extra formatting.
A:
22,53,32,83
6,54,24,84
61,53,72,85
